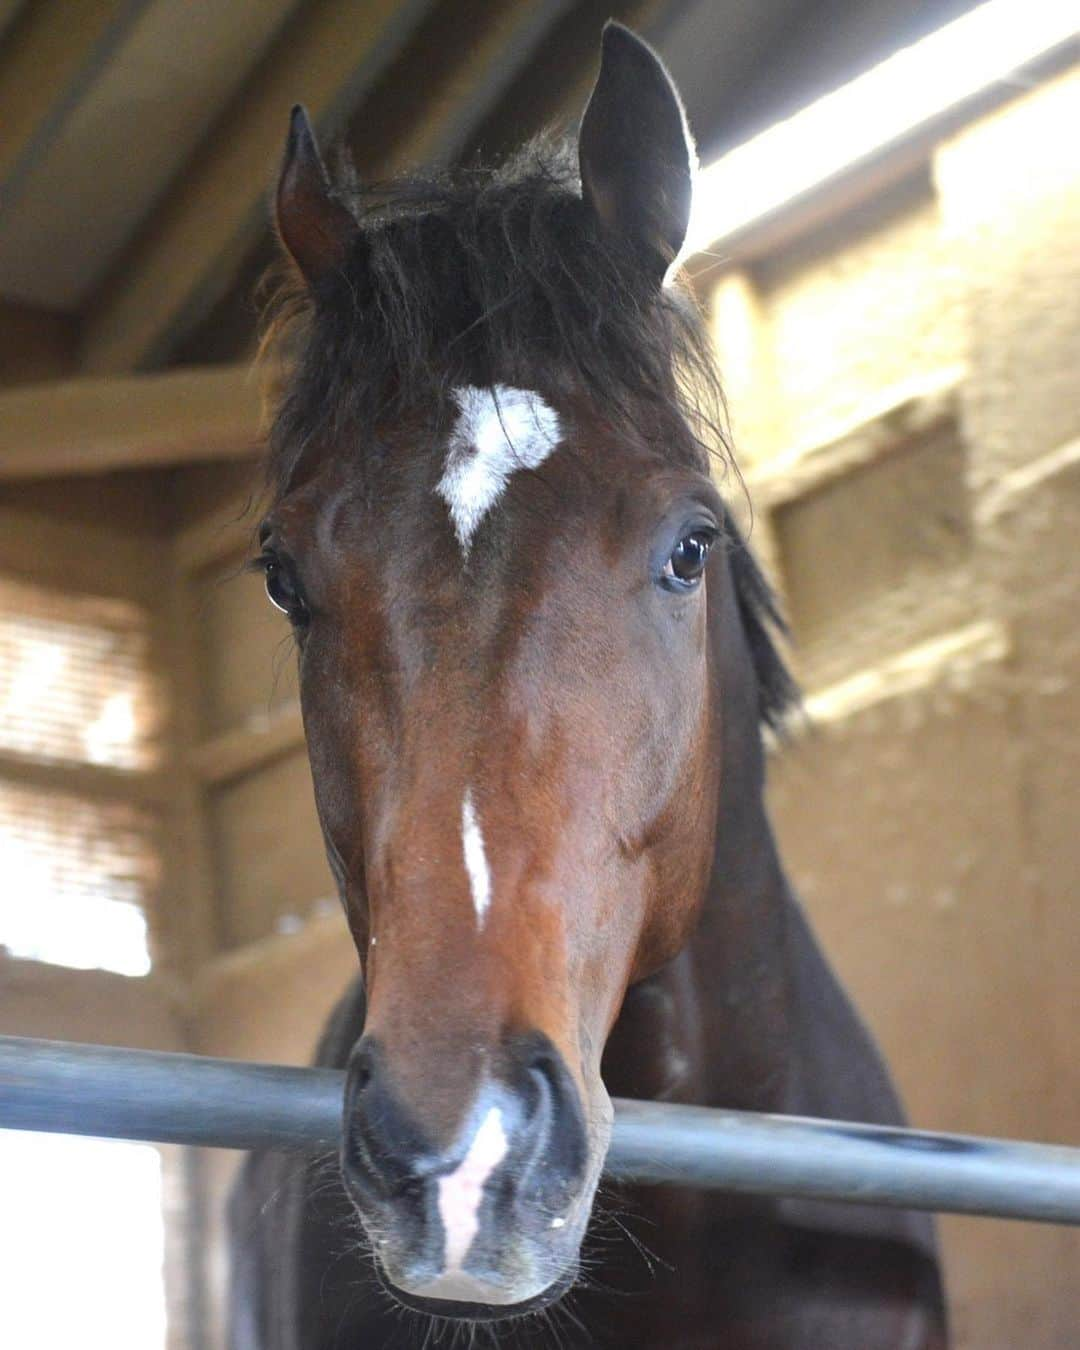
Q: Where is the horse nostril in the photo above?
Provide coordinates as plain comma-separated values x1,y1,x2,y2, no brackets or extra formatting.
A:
530,1048,563,1086
511,1035,590,1207
350,1057,373,1094
526,1056,557,1130
346,1040,375,1092
522,1040,570,1119
393,1176,427,1206
341,1043,386,1194
341,1032,589,1232
343,1044,380,1139
342,1039,438,1201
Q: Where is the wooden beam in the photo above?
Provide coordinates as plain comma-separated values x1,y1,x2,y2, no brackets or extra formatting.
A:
0,957,186,1051
0,749,169,806
747,369,964,510
158,553,226,979
0,2,30,45
81,0,577,374
188,704,305,788
78,0,437,375
173,490,257,571
0,0,149,204
0,366,260,479
0,301,77,385
168,0,580,370
353,0,577,176
459,0,675,164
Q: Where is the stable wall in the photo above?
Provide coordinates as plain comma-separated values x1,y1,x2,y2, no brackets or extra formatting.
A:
160,466,354,1349
0,473,186,1047
0,473,193,1350
711,67,1080,1348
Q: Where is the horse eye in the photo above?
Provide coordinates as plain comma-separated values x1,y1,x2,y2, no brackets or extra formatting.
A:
662,531,713,590
262,555,308,623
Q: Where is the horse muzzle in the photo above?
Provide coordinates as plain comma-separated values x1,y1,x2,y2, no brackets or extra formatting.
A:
340,1031,601,1315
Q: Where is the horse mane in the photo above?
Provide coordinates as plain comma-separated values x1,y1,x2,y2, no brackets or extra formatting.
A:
722,512,800,733
260,135,797,729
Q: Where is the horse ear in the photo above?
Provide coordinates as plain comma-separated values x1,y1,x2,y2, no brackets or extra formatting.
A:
276,105,358,287
578,23,696,284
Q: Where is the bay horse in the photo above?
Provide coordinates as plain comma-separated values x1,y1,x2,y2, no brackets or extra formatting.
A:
230,23,948,1349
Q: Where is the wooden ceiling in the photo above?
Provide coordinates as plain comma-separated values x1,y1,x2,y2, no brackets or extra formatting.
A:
0,0,981,477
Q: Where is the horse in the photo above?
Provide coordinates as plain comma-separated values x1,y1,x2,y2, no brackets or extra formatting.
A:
228,23,948,1349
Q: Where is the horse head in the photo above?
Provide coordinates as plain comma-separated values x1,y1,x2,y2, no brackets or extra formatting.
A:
259,23,780,1319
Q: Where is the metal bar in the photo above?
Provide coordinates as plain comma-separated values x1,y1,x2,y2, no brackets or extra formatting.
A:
0,1037,343,1152
2,1036,1079,1225
605,1098,1080,1225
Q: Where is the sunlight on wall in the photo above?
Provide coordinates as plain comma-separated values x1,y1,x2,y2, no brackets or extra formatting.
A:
0,1131,166,1348
0,582,160,770
0,890,150,976
684,0,1077,256
0,578,160,976
0,783,155,976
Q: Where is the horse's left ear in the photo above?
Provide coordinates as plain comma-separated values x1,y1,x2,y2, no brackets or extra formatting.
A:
276,105,359,288
579,22,696,285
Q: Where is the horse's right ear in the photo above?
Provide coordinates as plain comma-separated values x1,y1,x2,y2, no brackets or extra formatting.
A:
276,106,358,287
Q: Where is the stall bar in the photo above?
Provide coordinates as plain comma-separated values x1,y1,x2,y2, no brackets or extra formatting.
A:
2,1035,1079,1226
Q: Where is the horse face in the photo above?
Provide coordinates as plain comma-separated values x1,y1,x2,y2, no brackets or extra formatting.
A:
266,19,707,1321
260,392,722,1312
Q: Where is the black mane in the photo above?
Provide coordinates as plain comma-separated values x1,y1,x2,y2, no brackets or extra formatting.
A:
723,515,800,732
263,137,796,729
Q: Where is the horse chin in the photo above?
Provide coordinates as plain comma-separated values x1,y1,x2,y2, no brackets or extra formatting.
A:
376,1262,578,1323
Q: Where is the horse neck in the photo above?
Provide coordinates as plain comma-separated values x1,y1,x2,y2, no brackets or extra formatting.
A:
603,556,794,1113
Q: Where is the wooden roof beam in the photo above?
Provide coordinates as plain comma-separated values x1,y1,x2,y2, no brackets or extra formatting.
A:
352,0,578,178
0,366,260,479
0,0,149,207
457,0,676,165
0,301,78,384
79,0,575,375
77,0,438,376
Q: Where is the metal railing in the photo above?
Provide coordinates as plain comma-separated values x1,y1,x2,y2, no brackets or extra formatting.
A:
2,1035,1079,1225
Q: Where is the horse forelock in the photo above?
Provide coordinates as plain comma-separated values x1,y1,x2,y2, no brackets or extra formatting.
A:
260,134,795,730
263,140,719,479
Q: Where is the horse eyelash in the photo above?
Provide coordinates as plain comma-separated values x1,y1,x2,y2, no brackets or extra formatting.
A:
243,551,275,574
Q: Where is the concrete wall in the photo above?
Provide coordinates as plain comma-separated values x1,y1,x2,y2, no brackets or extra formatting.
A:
0,475,193,1350
0,473,185,1048
710,67,1080,1348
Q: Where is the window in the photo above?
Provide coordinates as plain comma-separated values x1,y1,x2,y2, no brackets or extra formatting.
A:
0,1131,166,1349
0,782,157,975
0,578,161,975
0,578,159,769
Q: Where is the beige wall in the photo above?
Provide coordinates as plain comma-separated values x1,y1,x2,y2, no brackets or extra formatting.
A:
165,478,351,1348
709,68,1080,1349
0,478,192,1350
0,476,186,1048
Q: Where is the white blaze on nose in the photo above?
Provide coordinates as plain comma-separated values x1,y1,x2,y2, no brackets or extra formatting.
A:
437,384,562,553
437,1106,509,1273
461,789,491,925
